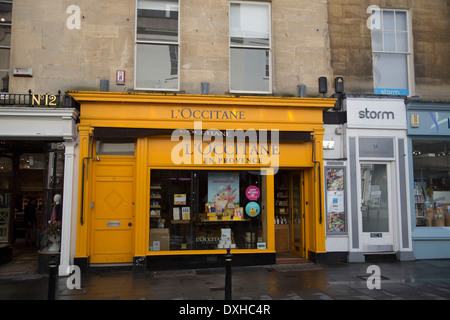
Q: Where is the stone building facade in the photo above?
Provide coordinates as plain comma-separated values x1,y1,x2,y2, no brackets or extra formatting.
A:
327,0,450,100
10,0,333,97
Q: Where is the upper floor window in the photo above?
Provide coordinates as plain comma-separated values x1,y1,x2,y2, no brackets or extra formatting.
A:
0,1,12,92
135,0,179,91
229,2,271,94
371,8,413,96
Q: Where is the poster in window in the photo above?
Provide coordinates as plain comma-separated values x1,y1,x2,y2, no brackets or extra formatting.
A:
182,207,190,220
208,172,239,212
326,168,346,233
174,194,186,205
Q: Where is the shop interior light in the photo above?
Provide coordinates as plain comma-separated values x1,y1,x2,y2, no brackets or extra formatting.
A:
415,153,435,158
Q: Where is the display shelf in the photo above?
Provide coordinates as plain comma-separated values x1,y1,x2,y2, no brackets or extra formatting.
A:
171,219,190,224
200,218,248,223
149,185,163,228
275,173,290,249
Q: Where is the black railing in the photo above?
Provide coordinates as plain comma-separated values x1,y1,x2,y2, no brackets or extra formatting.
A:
0,90,80,110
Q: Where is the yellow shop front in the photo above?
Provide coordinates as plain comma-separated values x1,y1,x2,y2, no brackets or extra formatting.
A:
70,92,335,270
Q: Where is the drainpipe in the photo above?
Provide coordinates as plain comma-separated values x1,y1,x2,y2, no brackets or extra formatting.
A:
80,134,96,226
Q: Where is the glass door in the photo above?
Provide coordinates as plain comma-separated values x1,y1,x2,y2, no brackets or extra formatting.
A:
290,172,305,257
360,163,393,252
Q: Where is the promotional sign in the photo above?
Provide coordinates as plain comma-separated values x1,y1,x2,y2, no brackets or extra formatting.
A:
245,202,260,217
207,172,239,211
245,185,260,201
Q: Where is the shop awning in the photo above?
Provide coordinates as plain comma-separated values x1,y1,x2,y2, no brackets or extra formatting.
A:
93,127,312,142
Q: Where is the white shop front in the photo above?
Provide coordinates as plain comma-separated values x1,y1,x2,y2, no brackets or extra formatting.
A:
328,96,414,262
0,98,79,276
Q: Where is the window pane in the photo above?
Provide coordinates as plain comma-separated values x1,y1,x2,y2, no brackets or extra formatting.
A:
383,10,395,30
230,48,269,92
136,43,178,89
230,3,269,47
0,25,11,47
371,30,382,51
361,164,389,232
96,138,135,155
413,140,450,227
19,154,45,169
0,3,12,25
137,0,178,42
373,53,408,92
383,31,395,52
396,32,408,52
396,11,407,31
0,48,10,71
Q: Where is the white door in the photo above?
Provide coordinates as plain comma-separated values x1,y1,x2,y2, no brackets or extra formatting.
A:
360,163,394,252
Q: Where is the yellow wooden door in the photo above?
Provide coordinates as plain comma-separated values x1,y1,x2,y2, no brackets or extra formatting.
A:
90,162,135,264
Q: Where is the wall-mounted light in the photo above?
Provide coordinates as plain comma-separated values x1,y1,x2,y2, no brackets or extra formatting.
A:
318,77,327,95
335,77,344,93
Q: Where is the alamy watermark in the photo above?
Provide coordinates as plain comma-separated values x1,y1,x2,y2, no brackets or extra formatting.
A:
170,121,280,175
366,265,382,290
66,265,81,290
66,5,81,30
366,5,382,31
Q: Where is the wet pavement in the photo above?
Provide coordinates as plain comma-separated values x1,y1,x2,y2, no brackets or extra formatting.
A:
1,249,450,301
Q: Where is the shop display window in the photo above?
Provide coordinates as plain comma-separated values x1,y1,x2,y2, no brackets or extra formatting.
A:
413,140,450,227
149,169,266,251
325,168,347,234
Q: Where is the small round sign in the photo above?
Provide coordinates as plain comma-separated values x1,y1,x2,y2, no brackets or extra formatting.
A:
245,202,260,217
245,185,260,201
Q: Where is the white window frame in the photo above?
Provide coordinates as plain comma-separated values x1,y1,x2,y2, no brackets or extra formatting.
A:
229,1,272,94
370,8,414,96
0,0,12,92
134,0,180,91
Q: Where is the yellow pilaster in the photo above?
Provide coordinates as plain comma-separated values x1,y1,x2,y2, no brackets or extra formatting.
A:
312,128,326,255
265,168,275,252
134,137,149,257
75,124,93,259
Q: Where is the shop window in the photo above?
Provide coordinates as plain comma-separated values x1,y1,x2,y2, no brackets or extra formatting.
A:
0,192,10,243
230,2,271,93
135,0,179,91
96,138,135,155
149,169,266,251
19,154,44,170
413,140,450,227
370,8,412,96
325,167,347,234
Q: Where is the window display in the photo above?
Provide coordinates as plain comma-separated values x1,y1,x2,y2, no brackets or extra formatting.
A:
413,140,450,227
325,168,346,233
149,169,266,251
